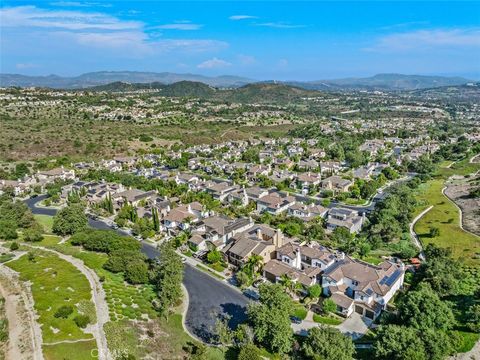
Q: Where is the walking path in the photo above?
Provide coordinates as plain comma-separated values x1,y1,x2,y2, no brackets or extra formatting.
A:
409,205,433,260
0,250,44,360
26,245,111,360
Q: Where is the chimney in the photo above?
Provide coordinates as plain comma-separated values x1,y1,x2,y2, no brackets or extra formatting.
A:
295,249,301,270
256,228,262,240
274,228,283,248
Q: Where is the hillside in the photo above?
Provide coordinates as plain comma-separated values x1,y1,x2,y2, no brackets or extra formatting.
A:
1,71,472,91
0,71,252,89
291,73,472,91
86,81,319,103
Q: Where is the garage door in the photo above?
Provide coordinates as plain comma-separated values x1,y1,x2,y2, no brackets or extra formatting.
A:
365,310,375,319
355,305,363,315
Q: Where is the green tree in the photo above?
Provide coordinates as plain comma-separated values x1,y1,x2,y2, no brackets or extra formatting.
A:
0,220,18,240
52,204,88,236
23,223,44,242
302,326,355,360
429,226,440,238
237,343,262,360
125,260,149,284
373,325,427,360
322,298,337,314
419,244,462,296
397,283,455,332
247,284,293,354
207,249,222,264
308,284,321,299
153,242,184,317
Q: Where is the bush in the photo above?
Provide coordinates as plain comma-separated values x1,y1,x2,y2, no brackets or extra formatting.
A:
54,305,73,318
238,343,261,360
9,242,19,251
0,220,18,240
23,224,44,242
322,298,337,314
52,204,88,236
125,260,149,284
74,314,91,328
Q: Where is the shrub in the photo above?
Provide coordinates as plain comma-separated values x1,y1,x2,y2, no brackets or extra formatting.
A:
9,242,19,251
238,343,261,360
74,314,91,328
54,305,73,318
124,260,149,284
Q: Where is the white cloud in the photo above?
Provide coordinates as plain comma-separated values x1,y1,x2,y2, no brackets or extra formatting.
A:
50,2,112,7
197,57,232,69
16,63,38,69
152,23,202,31
229,15,257,21
0,5,141,30
1,6,227,56
367,28,480,52
255,22,305,29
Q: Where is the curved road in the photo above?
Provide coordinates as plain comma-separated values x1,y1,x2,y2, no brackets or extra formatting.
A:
24,195,249,343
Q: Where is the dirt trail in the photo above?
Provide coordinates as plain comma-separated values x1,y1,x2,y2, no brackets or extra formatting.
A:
27,245,112,360
0,253,44,360
409,206,433,260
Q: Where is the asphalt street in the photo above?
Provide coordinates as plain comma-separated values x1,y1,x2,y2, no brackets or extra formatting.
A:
24,195,249,342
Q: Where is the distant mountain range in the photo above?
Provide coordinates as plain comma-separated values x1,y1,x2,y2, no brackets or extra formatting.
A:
0,71,473,91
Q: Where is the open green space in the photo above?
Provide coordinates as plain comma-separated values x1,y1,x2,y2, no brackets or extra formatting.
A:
414,174,480,266
6,250,96,359
312,313,343,325
43,340,97,360
48,242,158,322
34,214,54,234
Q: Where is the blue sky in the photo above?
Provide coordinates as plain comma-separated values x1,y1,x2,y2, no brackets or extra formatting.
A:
1,1,479,80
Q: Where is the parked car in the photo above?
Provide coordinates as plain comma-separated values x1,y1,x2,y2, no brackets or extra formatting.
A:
243,288,260,301
252,279,266,288
290,316,302,324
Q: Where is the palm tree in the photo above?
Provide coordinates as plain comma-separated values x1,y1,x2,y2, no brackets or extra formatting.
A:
245,254,263,278
280,274,295,295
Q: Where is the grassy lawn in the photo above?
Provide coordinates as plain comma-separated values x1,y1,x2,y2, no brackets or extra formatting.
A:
312,313,343,325
291,304,308,320
413,179,480,265
48,242,158,322
34,214,54,234
453,330,480,353
43,340,97,360
6,250,96,359
196,264,226,280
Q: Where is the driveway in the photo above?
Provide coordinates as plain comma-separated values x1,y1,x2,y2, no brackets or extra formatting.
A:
25,195,250,343
336,313,371,340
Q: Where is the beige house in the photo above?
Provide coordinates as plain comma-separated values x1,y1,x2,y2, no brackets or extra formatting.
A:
321,176,353,193
223,225,286,267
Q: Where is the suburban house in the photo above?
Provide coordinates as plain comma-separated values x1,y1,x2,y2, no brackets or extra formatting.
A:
204,181,238,202
322,256,405,319
263,242,337,288
0,179,30,196
256,192,296,215
287,203,328,221
112,189,156,208
321,176,353,193
36,167,76,182
163,203,203,231
294,172,322,190
326,208,365,234
223,225,286,267
319,161,341,175
187,216,254,251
